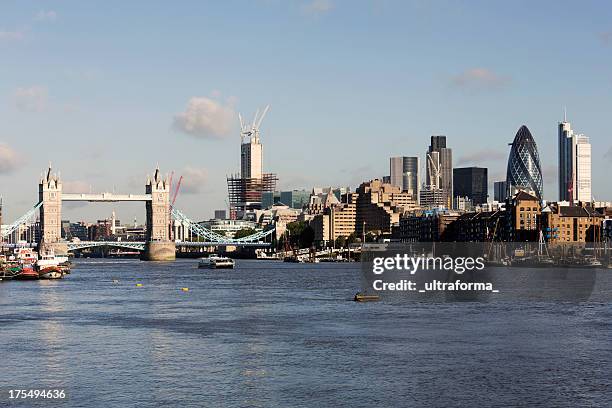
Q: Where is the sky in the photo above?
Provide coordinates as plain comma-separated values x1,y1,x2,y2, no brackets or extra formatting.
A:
1,0,612,224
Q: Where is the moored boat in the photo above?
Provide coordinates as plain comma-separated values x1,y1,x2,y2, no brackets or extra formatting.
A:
39,266,64,279
14,264,39,280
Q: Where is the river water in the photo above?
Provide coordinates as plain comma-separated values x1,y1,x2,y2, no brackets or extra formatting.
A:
0,259,610,407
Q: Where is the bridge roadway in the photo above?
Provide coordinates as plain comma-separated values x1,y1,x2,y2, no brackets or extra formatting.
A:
2,241,271,251
62,193,152,202
65,241,270,250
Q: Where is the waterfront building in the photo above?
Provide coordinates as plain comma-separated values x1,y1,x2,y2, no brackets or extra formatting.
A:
541,202,603,243
355,180,418,237
452,210,505,242
558,115,592,203
494,181,508,202
389,156,420,199
227,107,278,218
253,203,301,237
507,190,541,241
214,210,227,220
399,208,462,242
453,167,487,206
506,125,543,200
305,187,350,215
311,194,357,245
426,135,453,208
69,222,89,241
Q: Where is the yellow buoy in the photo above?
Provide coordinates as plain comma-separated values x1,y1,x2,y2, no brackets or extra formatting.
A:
181,287,189,292
135,283,143,287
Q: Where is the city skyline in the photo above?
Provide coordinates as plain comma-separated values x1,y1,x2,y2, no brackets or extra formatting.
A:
2,1,612,222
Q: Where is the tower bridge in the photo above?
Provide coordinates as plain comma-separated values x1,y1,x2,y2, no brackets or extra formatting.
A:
1,166,274,260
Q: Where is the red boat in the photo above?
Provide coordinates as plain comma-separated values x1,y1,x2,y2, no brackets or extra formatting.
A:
14,264,39,280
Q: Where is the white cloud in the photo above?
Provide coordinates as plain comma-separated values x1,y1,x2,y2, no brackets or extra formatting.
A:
173,96,235,139
34,10,57,22
13,86,48,112
451,68,511,89
0,143,22,174
179,167,208,195
301,0,334,16
0,30,25,41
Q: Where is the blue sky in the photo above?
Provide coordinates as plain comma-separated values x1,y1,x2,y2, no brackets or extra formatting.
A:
1,0,612,223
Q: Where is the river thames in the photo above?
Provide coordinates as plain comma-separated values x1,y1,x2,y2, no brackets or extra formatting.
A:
1,259,611,407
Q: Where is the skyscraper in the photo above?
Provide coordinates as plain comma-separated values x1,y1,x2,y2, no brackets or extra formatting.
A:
493,181,508,202
558,114,591,204
227,106,277,218
426,135,452,208
389,156,420,199
506,125,543,200
453,167,488,205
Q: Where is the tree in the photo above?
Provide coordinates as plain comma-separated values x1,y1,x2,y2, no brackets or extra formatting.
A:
346,232,357,245
234,228,257,239
299,226,315,249
365,232,377,243
335,235,346,248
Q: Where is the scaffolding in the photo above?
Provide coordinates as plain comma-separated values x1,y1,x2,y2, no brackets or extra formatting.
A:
227,173,278,218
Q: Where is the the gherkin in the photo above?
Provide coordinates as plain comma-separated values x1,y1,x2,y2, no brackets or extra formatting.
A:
506,125,543,200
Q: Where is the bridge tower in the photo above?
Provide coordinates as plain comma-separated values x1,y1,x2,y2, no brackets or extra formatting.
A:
143,167,176,261
39,166,67,255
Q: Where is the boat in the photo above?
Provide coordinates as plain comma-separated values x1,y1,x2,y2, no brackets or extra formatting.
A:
1,265,23,280
39,266,64,279
14,264,39,280
354,292,380,302
36,250,69,278
582,255,603,268
198,255,235,269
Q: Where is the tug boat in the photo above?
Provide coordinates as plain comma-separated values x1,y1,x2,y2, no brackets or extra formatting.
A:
14,264,39,280
198,255,235,269
36,251,69,279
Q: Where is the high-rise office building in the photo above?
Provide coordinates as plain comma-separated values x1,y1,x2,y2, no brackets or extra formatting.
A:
389,156,420,198
558,114,591,204
453,167,488,205
493,181,508,202
227,106,277,218
426,136,452,208
506,125,543,200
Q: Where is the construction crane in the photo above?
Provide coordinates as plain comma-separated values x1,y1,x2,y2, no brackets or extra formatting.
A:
239,104,270,142
171,175,183,208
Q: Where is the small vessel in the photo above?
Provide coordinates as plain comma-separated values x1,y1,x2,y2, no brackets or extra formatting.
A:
354,292,380,302
14,264,39,280
582,255,602,268
198,255,235,269
36,251,69,278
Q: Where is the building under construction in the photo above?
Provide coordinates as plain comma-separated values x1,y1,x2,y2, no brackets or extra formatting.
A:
227,105,277,219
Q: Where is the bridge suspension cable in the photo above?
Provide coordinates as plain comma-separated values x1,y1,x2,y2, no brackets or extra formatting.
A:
1,201,42,239
171,207,275,244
